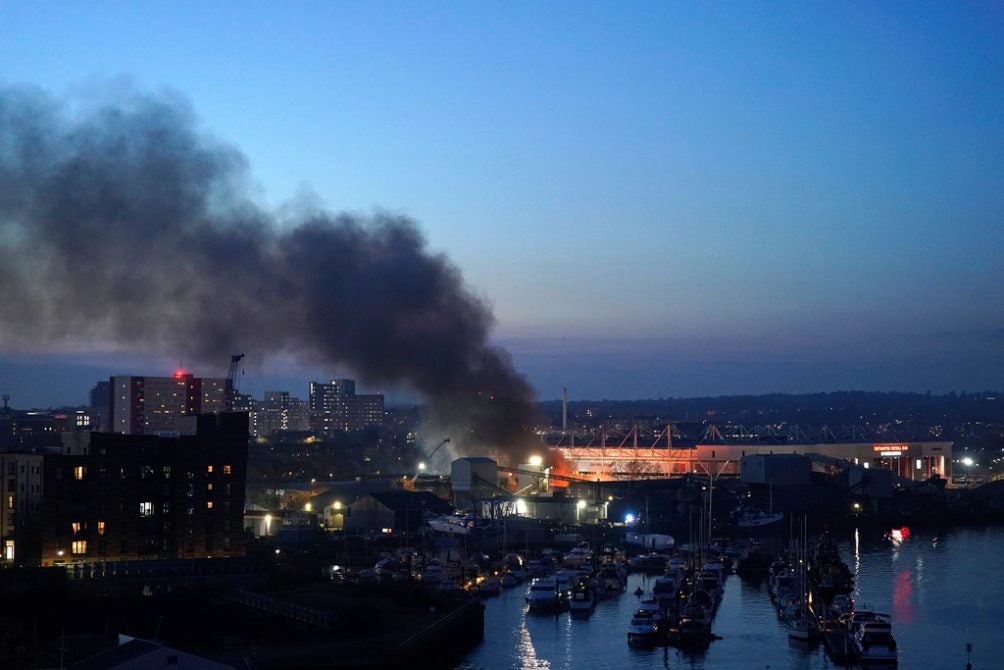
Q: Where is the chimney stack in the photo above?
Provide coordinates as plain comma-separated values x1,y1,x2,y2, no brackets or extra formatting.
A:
562,387,568,435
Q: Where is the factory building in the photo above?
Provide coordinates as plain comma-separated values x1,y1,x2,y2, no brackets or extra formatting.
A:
451,457,500,508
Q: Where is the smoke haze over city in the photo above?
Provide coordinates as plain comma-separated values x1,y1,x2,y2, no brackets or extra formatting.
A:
1,3,1003,408
0,86,537,455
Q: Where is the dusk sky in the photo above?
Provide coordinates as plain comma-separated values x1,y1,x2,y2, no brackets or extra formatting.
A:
1,1,1003,407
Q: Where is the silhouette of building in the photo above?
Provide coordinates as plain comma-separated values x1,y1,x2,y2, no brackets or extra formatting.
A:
89,381,110,431
0,453,44,563
0,412,250,568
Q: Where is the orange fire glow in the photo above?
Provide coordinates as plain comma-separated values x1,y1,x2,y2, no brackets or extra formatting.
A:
546,450,573,488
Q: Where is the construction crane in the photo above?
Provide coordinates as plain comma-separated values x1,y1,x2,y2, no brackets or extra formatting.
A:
413,438,450,478
224,353,245,411
404,438,451,490
427,437,451,461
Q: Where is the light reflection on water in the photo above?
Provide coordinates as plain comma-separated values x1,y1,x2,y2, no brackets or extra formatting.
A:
455,526,1004,669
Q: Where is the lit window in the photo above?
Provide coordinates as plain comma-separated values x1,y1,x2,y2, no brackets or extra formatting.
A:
223,465,231,475
139,502,154,517
207,501,214,509
6,495,12,510
71,522,81,535
97,521,106,536
73,466,86,480
207,483,213,491
207,465,214,474
71,540,87,555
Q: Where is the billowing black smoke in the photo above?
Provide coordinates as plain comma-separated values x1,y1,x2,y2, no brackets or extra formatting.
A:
0,84,539,460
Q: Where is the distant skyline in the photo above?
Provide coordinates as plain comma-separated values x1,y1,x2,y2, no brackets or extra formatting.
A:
1,2,1002,407
1,348,998,411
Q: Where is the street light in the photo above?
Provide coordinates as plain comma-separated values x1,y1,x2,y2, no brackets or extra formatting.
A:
960,456,978,485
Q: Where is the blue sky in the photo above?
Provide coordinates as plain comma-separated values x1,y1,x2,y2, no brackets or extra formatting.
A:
1,1,1003,406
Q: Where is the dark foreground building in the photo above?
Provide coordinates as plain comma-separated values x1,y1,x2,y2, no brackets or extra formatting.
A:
4,412,250,567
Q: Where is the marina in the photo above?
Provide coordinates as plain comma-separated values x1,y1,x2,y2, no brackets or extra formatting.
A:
454,525,1004,669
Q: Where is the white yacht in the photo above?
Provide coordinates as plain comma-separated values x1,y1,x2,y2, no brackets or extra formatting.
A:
786,610,820,643
568,577,597,613
562,543,594,568
627,609,660,645
526,575,571,612
736,508,784,528
636,595,666,625
843,611,897,663
652,574,681,610
428,513,474,535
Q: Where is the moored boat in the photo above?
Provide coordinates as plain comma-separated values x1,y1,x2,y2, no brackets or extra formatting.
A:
675,599,712,649
569,577,598,613
598,563,627,594
736,508,784,528
526,574,571,612
563,542,594,568
636,594,666,625
428,513,475,535
627,609,660,645
628,552,671,573
842,610,897,664
501,568,526,587
787,610,820,643
474,573,502,597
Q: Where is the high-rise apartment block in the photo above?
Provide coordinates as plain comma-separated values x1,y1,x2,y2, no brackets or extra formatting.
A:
251,391,310,437
308,379,384,433
108,373,229,435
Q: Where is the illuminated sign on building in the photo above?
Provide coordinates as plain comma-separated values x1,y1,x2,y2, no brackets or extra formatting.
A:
873,444,909,457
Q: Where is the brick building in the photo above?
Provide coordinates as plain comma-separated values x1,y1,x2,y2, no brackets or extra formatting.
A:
35,412,249,567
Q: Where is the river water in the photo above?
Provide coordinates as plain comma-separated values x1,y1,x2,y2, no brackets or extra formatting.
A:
455,525,1004,669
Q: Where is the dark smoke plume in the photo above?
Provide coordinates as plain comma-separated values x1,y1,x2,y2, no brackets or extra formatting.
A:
0,84,539,461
